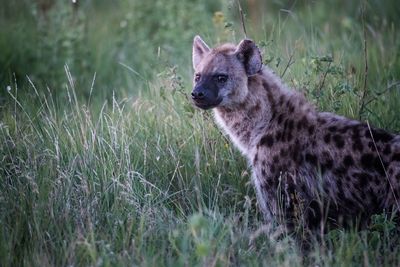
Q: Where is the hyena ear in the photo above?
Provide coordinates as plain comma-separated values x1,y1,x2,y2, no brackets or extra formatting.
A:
192,35,210,69
235,39,262,76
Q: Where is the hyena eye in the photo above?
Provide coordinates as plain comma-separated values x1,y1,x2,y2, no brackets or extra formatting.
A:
194,74,201,82
216,75,228,84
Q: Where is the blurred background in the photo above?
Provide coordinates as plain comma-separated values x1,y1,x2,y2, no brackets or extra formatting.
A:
1,0,399,109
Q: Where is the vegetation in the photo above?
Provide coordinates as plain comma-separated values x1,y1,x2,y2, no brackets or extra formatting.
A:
1,0,399,266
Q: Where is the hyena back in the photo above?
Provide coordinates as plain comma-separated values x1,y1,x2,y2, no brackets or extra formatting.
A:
191,36,400,230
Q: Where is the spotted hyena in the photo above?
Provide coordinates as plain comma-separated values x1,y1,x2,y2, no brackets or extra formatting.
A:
191,35,400,231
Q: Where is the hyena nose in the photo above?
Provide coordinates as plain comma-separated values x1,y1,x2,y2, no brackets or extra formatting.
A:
191,90,205,100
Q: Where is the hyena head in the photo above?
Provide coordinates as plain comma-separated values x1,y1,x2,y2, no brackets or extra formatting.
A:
191,36,262,109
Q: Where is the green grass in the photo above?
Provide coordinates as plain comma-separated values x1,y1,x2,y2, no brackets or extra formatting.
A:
1,0,400,266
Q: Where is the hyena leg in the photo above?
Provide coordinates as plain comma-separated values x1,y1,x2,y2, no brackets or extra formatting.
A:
253,173,304,229
252,173,275,223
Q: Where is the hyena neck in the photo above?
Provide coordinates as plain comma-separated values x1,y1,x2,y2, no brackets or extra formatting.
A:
214,67,315,158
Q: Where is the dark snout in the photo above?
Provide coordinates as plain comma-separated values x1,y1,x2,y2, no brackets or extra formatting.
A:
191,85,222,110
191,87,205,100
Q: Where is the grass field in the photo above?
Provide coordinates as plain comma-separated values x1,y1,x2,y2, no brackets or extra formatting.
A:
1,0,400,266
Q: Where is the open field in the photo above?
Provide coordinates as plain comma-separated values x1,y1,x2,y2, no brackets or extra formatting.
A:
1,1,400,266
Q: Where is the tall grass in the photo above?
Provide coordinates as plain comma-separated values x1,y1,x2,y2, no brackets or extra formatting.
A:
1,0,400,266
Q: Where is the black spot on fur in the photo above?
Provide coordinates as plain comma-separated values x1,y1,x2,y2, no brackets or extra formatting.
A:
259,134,274,147
361,153,374,169
337,189,345,200
392,153,400,162
300,184,308,195
298,117,309,130
321,158,334,174
339,126,350,133
333,166,347,177
360,190,367,200
324,133,331,144
282,119,294,142
261,168,266,176
249,103,261,115
262,80,269,90
286,121,294,142
383,144,391,155
272,155,279,163
232,122,242,130
373,158,386,176
291,143,304,165
267,176,278,188
288,104,295,113
333,135,345,149
277,114,284,124
279,95,285,105
352,139,364,152
270,165,276,173
288,120,294,131
370,193,379,208
275,132,282,141
253,154,258,165
373,176,381,186
308,125,315,135
342,196,356,211
286,132,293,142
298,154,304,165
324,159,334,170
296,121,302,130
278,164,287,173
359,154,385,176
368,128,394,143
305,153,318,165
242,131,251,143
328,126,337,132
351,128,361,141
368,141,374,149
337,178,343,189
343,155,354,167
311,140,317,147
355,172,372,189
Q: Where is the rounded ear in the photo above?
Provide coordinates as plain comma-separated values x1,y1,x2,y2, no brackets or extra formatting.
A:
235,39,262,76
192,35,210,69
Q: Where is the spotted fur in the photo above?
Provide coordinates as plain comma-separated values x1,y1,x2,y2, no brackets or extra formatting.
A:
191,36,400,230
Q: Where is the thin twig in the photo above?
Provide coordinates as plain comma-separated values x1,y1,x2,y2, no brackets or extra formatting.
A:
317,61,332,93
359,2,369,120
366,121,400,211
236,0,247,38
280,52,295,78
376,81,400,96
